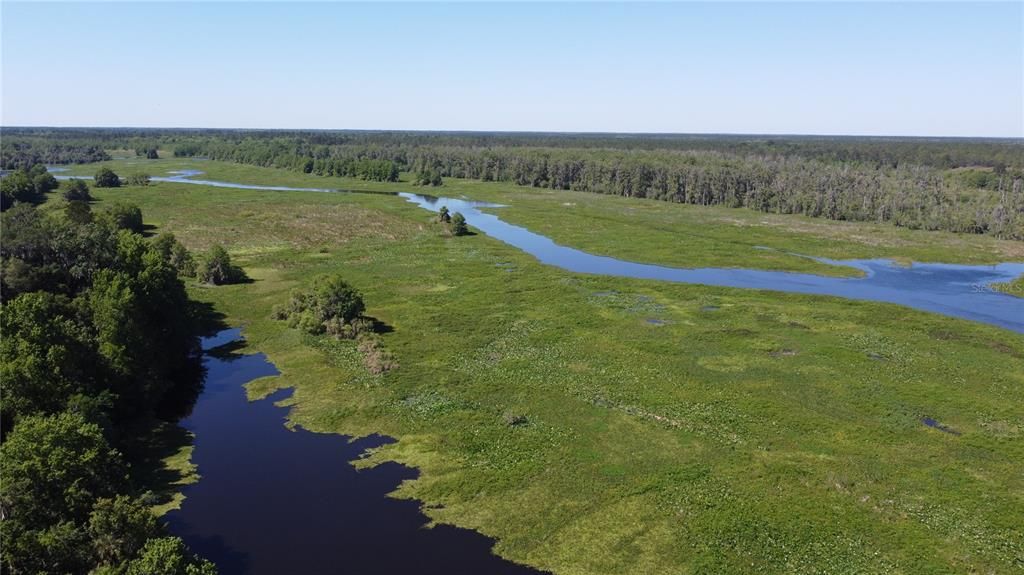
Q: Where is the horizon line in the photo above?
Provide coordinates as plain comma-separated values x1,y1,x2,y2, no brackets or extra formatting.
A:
3,125,1022,142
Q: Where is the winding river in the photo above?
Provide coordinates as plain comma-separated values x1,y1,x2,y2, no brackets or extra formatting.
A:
55,168,1024,333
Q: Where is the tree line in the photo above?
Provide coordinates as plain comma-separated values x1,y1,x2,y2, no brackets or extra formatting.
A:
1,170,217,573
4,127,1021,170
170,137,1024,239
3,129,1022,238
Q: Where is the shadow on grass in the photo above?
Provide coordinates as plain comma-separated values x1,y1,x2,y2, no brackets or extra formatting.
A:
191,300,230,338
120,419,196,508
364,315,395,334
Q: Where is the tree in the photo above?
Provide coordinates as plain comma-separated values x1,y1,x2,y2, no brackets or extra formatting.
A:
136,147,159,160
197,244,246,285
125,537,217,575
0,412,125,528
104,202,144,233
88,496,161,566
1,170,41,206
63,178,93,201
65,200,94,224
94,167,121,188
0,292,100,427
33,172,59,195
415,168,443,186
451,212,469,236
152,233,196,277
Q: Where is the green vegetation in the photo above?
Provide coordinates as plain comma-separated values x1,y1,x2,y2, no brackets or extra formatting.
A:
136,147,160,160
94,167,122,188
197,244,247,285
43,159,1021,574
1,163,56,210
273,275,366,336
63,178,93,202
127,173,152,186
414,167,443,186
0,190,214,572
450,212,468,236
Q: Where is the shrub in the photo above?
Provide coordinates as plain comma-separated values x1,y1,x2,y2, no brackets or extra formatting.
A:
93,168,120,188
275,275,365,335
503,410,528,427
197,245,246,285
438,206,451,223
126,174,151,186
357,334,398,374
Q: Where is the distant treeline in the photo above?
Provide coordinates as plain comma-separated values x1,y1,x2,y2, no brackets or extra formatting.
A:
4,127,1022,169
3,128,1022,238
1,137,110,169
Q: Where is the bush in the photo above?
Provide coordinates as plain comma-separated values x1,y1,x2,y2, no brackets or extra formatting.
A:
197,244,246,285
63,178,92,202
93,168,120,188
357,334,398,374
275,275,365,335
438,206,451,223
126,174,151,186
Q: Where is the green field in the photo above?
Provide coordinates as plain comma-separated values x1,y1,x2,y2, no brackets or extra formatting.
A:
58,160,1024,574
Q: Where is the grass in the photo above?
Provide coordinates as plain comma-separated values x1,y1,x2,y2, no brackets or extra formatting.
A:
54,160,1024,574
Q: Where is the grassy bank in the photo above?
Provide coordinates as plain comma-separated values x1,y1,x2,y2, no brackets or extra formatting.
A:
57,166,1024,574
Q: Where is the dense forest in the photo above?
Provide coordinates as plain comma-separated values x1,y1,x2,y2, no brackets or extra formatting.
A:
2,128,1022,238
0,167,216,573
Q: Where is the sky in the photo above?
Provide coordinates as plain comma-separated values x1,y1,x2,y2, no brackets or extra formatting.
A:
1,2,1021,137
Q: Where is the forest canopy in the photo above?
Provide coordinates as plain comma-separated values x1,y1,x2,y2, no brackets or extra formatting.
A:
0,196,216,573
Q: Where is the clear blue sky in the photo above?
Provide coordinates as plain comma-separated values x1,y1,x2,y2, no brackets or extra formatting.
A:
2,2,1021,137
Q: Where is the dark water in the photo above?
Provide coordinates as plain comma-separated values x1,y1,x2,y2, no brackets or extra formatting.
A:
165,330,546,575
49,167,1024,332
921,417,961,435
399,194,1024,333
